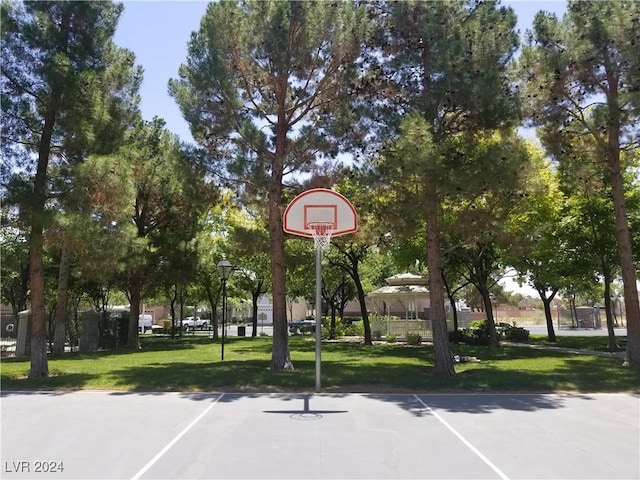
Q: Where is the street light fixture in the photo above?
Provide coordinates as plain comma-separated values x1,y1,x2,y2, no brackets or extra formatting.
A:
217,257,234,361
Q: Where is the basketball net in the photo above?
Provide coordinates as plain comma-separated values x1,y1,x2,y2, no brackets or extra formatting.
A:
308,222,334,251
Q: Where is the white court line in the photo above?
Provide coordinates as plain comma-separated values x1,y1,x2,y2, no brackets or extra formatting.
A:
413,394,510,480
130,394,225,480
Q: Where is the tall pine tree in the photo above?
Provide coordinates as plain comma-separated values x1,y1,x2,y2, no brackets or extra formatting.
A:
518,0,640,366
1,1,141,376
170,1,370,370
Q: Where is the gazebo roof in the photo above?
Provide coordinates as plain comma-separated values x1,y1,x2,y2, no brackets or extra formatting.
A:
368,272,429,298
368,284,429,298
385,272,428,286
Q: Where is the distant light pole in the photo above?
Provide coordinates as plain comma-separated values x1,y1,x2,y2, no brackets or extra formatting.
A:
100,286,109,349
217,257,234,361
490,293,498,324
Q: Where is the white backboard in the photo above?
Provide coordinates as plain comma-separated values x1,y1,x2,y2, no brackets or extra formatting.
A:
283,188,358,238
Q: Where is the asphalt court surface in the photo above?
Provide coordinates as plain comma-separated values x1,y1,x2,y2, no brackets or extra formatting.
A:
1,391,638,480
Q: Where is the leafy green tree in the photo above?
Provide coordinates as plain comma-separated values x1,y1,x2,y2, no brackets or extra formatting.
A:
152,144,219,337
321,268,355,340
503,146,567,342
441,257,471,332
518,0,640,365
71,152,137,293
1,1,141,376
378,124,528,359
564,193,621,348
227,200,271,337
326,170,390,345
450,243,504,346
442,132,538,347
329,241,373,343
284,237,316,312
0,207,30,322
235,262,269,338
96,119,217,349
187,192,240,340
365,0,521,373
170,0,370,370
47,153,134,348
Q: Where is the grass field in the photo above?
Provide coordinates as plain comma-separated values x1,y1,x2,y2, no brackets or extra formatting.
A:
1,335,638,393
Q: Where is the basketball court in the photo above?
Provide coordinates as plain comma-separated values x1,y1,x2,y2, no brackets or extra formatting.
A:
3,191,638,480
1,391,638,479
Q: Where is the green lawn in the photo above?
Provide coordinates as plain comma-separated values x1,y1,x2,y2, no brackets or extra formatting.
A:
1,336,638,393
529,334,627,351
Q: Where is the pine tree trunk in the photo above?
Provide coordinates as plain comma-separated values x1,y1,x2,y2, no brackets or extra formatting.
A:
28,93,61,378
52,233,71,355
605,91,640,366
270,101,292,371
426,206,455,376
29,224,48,377
127,286,141,349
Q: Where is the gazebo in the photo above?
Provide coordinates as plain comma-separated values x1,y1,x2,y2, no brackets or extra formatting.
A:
368,273,431,339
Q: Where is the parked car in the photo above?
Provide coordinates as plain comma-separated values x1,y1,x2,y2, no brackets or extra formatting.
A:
181,316,210,331
288,318,315,335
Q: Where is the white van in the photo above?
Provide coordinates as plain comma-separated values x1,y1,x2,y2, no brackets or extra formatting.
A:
138,314,153,332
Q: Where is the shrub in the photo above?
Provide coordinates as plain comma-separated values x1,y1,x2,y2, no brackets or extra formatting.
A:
344,321,364,336
463,319,490,345
320,324,330,339
319,317,365,339
501,324,530,342
321,317,345,339
386,333,397,343
452,321,530,345
162,319,172,334
449,330,466,344
406,332,422,346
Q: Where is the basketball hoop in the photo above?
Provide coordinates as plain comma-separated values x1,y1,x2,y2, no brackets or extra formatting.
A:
283,189,358,393
308,222,334,251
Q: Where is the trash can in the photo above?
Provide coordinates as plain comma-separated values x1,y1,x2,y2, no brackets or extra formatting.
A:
237,325,246,337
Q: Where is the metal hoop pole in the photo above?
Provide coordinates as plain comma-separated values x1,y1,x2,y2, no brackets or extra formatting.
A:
315,243,322,393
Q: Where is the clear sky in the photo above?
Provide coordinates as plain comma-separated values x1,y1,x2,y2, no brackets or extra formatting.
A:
113,0,568,146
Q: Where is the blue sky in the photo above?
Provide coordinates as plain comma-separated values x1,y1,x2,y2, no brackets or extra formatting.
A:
113,0,568,146
114,1,209,143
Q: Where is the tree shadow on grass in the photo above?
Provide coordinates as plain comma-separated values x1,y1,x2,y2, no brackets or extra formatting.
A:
0,373,96,393
3,339,636,399
103,351,638,396
550,356,640,391
106,359,315,392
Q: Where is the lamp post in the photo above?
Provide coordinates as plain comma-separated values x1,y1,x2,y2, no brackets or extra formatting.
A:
489,293,498,324
217,257,234,361
100,286,108,350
